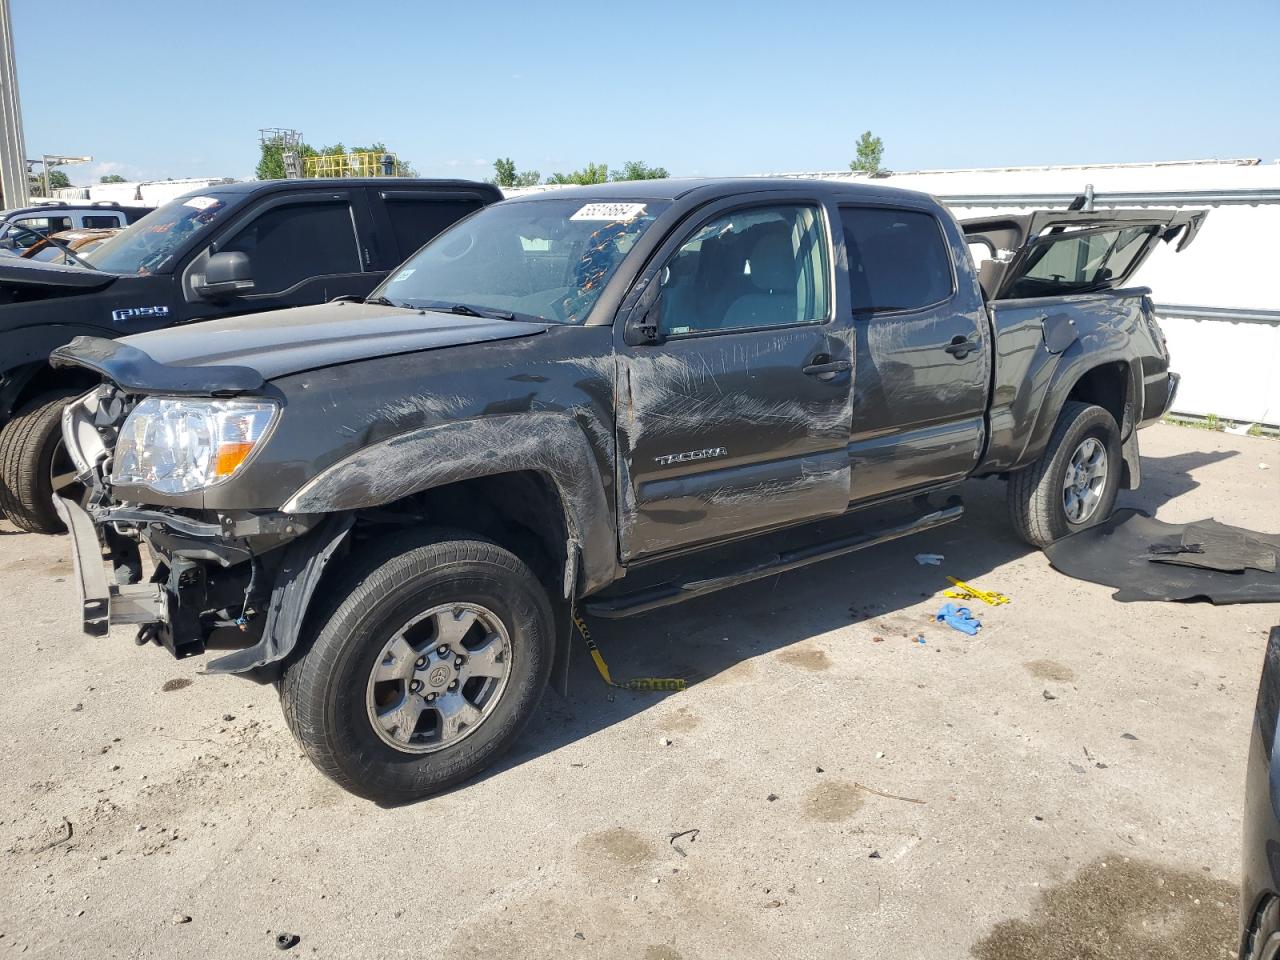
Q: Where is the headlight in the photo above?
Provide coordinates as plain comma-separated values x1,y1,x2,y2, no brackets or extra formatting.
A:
111,397,279,494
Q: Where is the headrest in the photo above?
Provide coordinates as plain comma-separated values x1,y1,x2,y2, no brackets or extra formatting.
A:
745,231,795,292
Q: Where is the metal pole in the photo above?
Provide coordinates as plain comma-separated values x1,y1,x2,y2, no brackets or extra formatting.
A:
41,152,47,199
0,0,29,207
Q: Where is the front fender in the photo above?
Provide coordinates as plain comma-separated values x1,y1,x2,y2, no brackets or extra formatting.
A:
280,412,617,594
0,325,118,421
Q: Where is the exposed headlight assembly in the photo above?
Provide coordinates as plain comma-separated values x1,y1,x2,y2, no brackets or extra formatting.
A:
111,397,279,494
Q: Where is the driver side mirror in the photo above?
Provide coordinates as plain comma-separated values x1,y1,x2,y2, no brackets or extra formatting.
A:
623,270,666,347
195,251,255,300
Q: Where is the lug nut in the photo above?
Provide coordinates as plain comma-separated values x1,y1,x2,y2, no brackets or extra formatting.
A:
415,657,427,668
437,645,449,656
448,681,458,691
426,692,436,702
410,680,422,693
454,657,464,667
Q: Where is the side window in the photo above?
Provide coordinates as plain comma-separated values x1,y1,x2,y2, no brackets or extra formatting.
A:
219,201,360,295
82,214,123,229
384,198,483,259
12,216,72,248
840,207,954,312
659,204,830,335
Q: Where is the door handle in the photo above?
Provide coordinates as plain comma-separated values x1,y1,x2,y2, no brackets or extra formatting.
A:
802,357,852,378
944,336,980,359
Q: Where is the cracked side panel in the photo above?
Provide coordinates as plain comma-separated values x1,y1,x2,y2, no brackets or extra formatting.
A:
615,325,854,561
283,412,618,594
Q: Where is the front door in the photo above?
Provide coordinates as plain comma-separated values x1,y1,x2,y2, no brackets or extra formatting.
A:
617,199,853,561
841,204,989,503
182,190,379,323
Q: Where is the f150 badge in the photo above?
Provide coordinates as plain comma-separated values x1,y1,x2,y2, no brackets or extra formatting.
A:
112,306,170,324
654,447,728,467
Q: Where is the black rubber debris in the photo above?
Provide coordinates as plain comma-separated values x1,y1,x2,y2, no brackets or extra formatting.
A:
275,933,299,951
1044,509,1280,604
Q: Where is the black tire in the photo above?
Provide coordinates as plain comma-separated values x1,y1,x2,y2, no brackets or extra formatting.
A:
0,388,82,535
279,530,554,802
1008,400,1121,548
1241,897,1280,960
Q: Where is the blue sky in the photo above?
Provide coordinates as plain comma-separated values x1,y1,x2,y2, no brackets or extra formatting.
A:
15,0,1280,184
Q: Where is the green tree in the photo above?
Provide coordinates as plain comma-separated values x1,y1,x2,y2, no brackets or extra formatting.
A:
99,173,127,184
611,160,668,181
492,158,541,188
850,131,885,175
31,169,72,195
256,137,315,180
546,162,610,186
493,157,517,187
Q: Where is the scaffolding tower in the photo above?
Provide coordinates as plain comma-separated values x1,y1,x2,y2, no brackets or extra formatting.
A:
303,152,400,178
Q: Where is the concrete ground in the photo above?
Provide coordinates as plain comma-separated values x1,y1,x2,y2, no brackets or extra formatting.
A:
1,423,1277,960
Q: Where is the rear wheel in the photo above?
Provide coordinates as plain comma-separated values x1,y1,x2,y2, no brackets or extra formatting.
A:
279,531,554,802
1008,400,1121,547
0,388,84,534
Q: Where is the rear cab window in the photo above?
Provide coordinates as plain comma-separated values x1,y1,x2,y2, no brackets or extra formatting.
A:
1005,225,1158,299
839,206,954,312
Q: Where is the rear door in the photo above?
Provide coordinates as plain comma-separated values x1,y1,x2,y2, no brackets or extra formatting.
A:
365,188,494,266
616,195,854,561
842,204,989,503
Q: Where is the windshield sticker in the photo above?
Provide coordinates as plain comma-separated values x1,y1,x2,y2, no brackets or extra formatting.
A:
391,268,415,282
570,202,647,222
183,196,218,210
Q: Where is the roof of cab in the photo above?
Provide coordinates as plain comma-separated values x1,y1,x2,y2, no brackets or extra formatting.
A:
175,178,504,201
502,176,942,208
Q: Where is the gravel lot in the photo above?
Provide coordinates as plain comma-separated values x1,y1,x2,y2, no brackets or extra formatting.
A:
2,423,1277,959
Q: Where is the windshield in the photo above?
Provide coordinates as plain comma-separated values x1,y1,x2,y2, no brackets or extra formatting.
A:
374,198,670,323
82,194,231,274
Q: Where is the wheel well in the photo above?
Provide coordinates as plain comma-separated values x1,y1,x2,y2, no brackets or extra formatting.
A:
348,470,572,602
2,362,100,422
1066,362,1130,433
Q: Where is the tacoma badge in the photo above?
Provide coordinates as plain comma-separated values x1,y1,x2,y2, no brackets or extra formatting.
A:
653,447,728,467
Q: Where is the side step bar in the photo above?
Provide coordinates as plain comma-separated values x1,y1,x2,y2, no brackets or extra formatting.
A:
584,502,964,619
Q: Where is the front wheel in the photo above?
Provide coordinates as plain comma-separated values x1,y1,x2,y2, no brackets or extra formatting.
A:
1007,400,1122,548
279,531,554,802
0,388,84,534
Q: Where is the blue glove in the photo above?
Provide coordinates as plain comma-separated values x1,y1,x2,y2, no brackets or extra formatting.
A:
936,602,981,636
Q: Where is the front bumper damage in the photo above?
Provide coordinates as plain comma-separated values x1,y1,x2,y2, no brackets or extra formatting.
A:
57,387,352,677
58,492,352,675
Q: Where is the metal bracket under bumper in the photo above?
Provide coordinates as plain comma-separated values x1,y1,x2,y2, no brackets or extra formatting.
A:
55,496,166,637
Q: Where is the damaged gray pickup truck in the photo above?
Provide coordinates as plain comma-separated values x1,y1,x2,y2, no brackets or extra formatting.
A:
50,179,1200,801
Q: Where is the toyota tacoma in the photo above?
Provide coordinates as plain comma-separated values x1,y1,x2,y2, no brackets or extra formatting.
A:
50,178,1199,801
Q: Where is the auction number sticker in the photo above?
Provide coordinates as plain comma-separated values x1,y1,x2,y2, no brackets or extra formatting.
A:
183,196,219,210
570,202,647,222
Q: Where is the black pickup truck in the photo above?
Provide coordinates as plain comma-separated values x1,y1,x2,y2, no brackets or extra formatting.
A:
0,178,500,533
51,178,1200,801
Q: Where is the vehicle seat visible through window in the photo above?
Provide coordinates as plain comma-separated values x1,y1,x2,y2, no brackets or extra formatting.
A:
721,227,798,329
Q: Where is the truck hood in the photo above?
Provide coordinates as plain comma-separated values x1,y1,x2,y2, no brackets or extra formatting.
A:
51,301,551,394
0,254,117,291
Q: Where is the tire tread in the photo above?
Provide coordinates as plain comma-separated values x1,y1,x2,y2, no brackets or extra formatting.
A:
0,389,78,534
